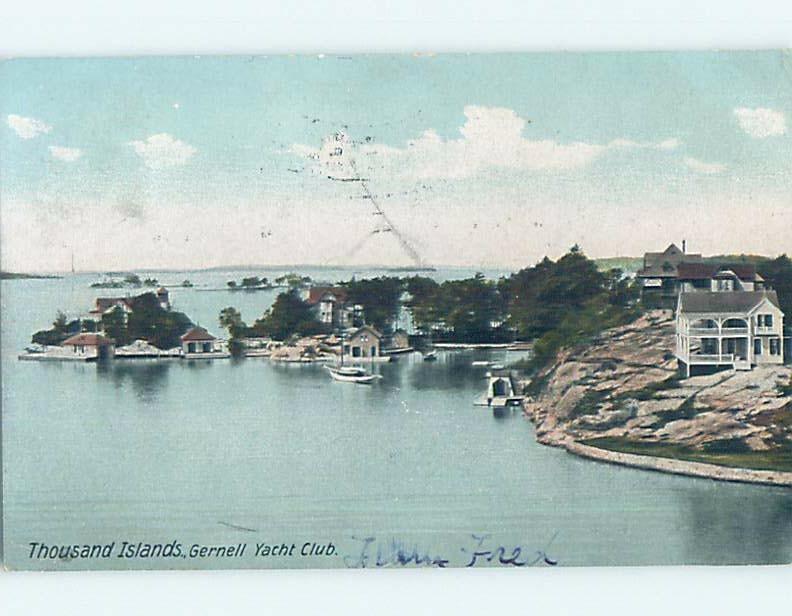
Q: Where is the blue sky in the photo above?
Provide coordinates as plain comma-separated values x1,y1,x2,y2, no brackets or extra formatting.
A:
1,52,790,272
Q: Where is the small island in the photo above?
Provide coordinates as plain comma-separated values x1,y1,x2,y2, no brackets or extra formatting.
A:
21,287,229,361
90,273,162,289
226,276,274,291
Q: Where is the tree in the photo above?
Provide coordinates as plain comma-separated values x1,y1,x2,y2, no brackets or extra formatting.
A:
343,276,405,332
101,306,130,346
758,254,792,317
252,290,325,340
219,307,247,339
52,311,69,335
125,292,192,349
241,276,261,288
404,276,441,332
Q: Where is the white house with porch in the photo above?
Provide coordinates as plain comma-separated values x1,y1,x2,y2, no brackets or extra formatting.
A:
675,290,784,376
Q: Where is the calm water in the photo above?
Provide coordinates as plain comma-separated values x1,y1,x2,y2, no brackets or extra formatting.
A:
2,269,792,569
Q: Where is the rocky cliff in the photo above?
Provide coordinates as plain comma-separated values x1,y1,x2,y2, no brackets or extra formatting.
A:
522,311,792,475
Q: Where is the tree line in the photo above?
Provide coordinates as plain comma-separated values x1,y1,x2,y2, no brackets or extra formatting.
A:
218,247,642,369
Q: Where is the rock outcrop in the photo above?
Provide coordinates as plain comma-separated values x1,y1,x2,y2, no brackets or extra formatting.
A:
522,310,792,468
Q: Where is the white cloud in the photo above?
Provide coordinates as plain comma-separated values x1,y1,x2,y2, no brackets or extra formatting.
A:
733,107,787,138
128,133,197,169
684,157,725,174
48,145,83,162
6,114,52,139
293,106,680,180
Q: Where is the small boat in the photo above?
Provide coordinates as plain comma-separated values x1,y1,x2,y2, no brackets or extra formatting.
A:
423,350,438,362
325,365,382,384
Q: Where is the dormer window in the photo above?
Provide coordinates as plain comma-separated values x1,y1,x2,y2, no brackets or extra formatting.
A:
758,314,774,328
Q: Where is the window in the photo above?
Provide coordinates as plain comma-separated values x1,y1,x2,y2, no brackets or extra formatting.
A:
754,339,762,356
758,314,774,328
770,339,780,355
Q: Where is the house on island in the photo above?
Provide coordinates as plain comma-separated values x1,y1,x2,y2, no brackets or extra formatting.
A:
676,263,765,294
89,288,172,326
61,333,115,361
305,286,349,328
343,325,382,359
637,242,703,308
180,326,223,358
305,286,360,330
675,290,785,376
90,297,135,323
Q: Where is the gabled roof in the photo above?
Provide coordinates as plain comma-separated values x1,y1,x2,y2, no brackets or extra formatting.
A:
180,326,216,342
62,333,114,346
678,291,781,314
638,244,703,278
306,286,348,305
676,262,758,281
93,297,134,313
350,324,382,340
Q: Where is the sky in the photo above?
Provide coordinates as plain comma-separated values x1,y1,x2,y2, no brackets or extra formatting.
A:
1,52,791,272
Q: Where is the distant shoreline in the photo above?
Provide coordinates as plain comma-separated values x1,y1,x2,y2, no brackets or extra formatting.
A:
0,258,646,277
0,271,62,280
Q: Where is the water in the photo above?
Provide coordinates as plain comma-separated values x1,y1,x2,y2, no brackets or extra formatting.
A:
3,269,792,569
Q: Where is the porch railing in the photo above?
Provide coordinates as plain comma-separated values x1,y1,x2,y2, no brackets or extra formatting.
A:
686,327,749,336
687,353,735,364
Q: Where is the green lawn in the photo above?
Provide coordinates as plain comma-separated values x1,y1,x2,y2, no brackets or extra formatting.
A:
582,436,792,474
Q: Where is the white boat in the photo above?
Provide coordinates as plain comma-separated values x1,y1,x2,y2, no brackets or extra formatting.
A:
423,350,438,362
325,365,382,384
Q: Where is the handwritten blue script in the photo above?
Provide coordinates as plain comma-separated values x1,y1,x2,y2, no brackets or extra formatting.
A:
344,533,558,568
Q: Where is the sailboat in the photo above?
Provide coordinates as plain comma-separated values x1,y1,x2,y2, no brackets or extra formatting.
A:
325,333,382,384
325,365,381,383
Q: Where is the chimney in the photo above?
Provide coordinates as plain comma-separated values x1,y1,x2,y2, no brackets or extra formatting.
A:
682,239,686,254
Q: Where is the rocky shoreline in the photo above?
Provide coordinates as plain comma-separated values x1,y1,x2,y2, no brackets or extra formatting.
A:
521,310,792,487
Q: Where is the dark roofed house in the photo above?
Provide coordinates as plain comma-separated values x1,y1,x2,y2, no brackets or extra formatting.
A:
305,286,354,329
677,262,764,293
91,297,134,316
637,243,703,308
675,290,784,376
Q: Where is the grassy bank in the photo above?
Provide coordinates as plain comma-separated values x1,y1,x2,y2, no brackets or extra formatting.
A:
582,436,792,473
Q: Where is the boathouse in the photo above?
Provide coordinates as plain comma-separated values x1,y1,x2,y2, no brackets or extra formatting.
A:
344,325,382,358
61,333,115,360
180,326,219,356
